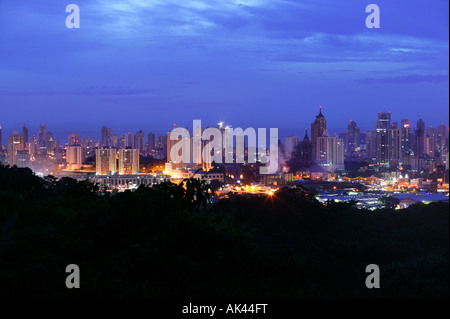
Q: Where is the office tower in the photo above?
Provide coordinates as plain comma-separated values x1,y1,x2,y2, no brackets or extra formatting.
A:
437,124,448,154
38,124,47,148
415,119,426,157
118,149,139,175
16,150,31,168
316,131,344,171
375,112,391,165
285,135,299,161
22,125,28,148
68,133,80,146
347,120,360,154
147,132,155,152
125,133,134,149
101,126,113,148
95,149,117,175
0,124,2,148
299,128,311,167
388,124,402,167
66,146,85,170
401,119,413,163
45,131,55,154
426,127,438,158
134,130,145,153
310,106,327,163
365,130,375,160
111,134,118,148
7,133,24,166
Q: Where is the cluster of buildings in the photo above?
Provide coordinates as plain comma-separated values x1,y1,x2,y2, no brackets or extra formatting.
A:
281,108,449,175
0,108,448,200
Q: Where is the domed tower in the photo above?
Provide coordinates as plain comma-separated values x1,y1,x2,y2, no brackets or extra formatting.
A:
311,106,327,163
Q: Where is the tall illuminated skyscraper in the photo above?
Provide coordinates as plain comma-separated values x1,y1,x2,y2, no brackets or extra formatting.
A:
375,112,391,165
311,106,327,163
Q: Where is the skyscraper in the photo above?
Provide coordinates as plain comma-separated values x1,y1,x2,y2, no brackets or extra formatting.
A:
375,112,391,165
22,125,28,147
311,106,327,163
118,149,140,175
38,124,47,148
101,126,113,148
7,133,24,166
401,119,413,164
0,124,2,149
67,146,85,170
426,127,438,158
316,131,344,171
284,135,299,161
134,130,145,153
415,119,426,157
95,149,117,175
346,120,360,154
147,132,155,152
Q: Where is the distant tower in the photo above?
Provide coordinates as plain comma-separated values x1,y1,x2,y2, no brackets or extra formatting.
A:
347,120,360,154
415,119,426,157
300,128,311,167
310,106,327,163
375,112,391,165
22,124,29,147
134,130,145,153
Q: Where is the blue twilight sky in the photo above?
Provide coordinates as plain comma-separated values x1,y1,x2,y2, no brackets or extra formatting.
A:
0,0,448,140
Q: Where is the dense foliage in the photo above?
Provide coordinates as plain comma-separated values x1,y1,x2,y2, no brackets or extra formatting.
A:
0,165,448,298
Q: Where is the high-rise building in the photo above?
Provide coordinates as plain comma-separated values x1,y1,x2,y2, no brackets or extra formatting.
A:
299,129,311,168
67,146,85,170
0,124,2,149
125,133,135,149
22,125,28,147
415,119,426,157
437,124,448,155
366,130,376,160
346,120,360,154
311,106,327,163
118,149,139,175
134,130,145,153
388,124,402,168
95,149,117,175
38,124,47,148
426,127,438,158
401,119,413,164
316,131,344,171
7,133,24,166
101,126,113,148
68,132,80,146
147,132,155,152
375,112,391,165
285,135,299,161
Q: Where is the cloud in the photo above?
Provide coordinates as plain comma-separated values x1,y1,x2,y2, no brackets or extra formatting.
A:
356,74,449,85
0,86,158,96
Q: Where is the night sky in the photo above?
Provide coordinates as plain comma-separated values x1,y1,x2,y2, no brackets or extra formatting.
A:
0,0,448,140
